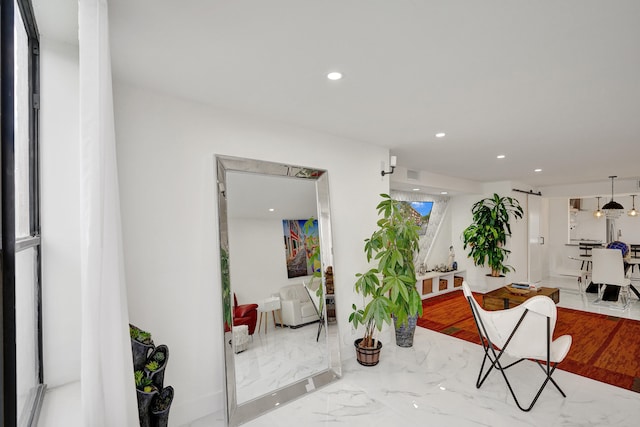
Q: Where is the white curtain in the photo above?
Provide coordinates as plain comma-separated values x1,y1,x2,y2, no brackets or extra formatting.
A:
78,1,139,425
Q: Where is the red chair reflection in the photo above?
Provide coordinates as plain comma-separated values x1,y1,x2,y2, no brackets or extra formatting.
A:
233,293,258,335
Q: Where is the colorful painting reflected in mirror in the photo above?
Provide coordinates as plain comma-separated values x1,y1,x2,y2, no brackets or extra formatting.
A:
283,219,319,278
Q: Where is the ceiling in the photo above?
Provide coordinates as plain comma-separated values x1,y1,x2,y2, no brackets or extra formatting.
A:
34,0,640,189
226,171,317,220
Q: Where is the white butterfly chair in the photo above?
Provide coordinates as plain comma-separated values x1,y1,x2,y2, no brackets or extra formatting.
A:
462,281,572,411
589,248,632,309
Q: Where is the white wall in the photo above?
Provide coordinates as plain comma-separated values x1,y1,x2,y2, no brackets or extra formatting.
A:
450,184,529,292
427,204,453,269
45,27,640,424
547,197,577,276
391,166,483,195
113,82,389,425
546,194,640,276
542,181,640,274
451,193,490,289
229,218,310,302
486,183,529,286
445,181,640,287
40,38,82,388
541,179,640,198
612,195,640,243
38,39,388,424
540,197,551,279
570,196,607,242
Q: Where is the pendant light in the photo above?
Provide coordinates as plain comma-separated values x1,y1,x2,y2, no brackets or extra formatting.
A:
602,176,624,218
629,195,638,217
593,196,604,218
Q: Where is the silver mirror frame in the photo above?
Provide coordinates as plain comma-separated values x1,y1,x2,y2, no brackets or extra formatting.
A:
216,155,341,426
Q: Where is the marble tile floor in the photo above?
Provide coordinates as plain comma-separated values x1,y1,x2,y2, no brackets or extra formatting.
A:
38,380,82,427
235,321,329,403
544,275,640,321
187,276,640,426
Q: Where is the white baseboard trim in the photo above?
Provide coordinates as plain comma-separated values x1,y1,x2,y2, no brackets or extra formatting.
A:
171,390,224,426
551,268,583,278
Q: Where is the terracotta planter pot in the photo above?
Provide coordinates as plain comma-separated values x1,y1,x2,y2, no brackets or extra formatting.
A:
354,338,382,366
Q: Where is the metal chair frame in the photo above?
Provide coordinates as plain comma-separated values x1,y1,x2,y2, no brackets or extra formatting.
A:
304,280,324,342
465,294,567,412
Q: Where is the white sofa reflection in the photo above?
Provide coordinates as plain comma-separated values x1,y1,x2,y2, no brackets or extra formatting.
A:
278,283,320,328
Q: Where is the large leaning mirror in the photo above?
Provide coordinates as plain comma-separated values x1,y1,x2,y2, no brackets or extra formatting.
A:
216,155,341,426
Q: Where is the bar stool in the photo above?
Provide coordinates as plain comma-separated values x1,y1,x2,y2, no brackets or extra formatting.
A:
630,245,640,274
579,244,593,271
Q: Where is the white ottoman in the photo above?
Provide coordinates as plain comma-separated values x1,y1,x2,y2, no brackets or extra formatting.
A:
232,325,249,353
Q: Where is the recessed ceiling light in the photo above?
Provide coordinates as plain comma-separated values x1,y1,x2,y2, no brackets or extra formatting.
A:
534,168,542,172
497,154,506,159
435,132,446,138
441,191,448,195
413,188,420,191
268,208,275,212
327,72,342,80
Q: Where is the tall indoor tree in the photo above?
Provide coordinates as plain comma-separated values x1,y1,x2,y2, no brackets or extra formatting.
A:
462,193,524,277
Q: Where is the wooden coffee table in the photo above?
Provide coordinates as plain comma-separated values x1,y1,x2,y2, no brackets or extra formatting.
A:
482,286,560,311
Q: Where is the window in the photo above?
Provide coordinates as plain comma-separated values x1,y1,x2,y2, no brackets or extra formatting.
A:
1,0,42,425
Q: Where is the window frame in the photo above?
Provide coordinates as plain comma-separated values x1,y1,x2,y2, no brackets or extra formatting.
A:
1,0,42,425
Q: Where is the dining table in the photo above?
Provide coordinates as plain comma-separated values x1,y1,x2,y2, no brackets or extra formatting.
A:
570,255,640,299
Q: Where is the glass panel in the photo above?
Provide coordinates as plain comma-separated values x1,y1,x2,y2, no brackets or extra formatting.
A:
15,246,38,423
13,2,41,424
14,0,30,239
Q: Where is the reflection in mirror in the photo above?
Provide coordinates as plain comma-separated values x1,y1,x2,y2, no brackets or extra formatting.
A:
227,173,326,404
216,156,340,426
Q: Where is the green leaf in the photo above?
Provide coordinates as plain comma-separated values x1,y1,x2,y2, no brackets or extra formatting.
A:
461,193,522,274
351,193,422,340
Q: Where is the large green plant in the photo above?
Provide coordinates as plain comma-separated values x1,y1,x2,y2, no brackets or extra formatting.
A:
220,247,232,328
462,193,523,277
303,217,323,312
349,194,422,348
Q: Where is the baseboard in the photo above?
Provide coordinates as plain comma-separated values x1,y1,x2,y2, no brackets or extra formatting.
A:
552,268,583,278
171,390,223,426
284,319,320,329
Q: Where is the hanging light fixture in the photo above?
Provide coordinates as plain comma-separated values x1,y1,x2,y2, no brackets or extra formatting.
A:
602,176,624,218
593,196,604,218
628,195,638,217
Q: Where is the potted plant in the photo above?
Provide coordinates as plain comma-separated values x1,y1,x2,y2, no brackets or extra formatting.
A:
135,370,158,427
151,385,174,427
462,193,524,284
220,247,233,331
145,345,169,389
303,217,323,312
131,326,174,427
130,324,155,371
350,194,423,362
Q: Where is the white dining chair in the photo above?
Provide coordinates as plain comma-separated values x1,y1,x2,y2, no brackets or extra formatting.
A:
590,248,632,309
